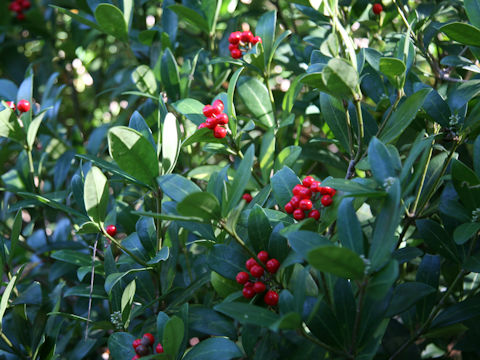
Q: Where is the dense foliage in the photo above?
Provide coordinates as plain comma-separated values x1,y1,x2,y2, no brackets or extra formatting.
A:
1,0,480,359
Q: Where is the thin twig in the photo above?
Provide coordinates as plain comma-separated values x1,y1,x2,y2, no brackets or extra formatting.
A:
85,233,100,340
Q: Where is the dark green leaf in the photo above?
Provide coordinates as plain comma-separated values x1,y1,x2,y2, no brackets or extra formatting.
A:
454,223,480,245
214,302,279,327
182,337,242,360
224,144,254,214
177,192,220,222
319,93,350,151
321,58,359,98
163,316,184,358
255,11,276,68
270,166,301,207
168,4,209,33
237,77,274,128
158,174,201,203
386,282,437,316
95,4,129,41
307,246,366,280
431,295,480,328
108,332,136,360
161,48,181,101
248,205,272,253
337,198,364,255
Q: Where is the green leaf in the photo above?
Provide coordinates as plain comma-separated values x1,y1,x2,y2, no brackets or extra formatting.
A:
417,219,460,263
108,126,159,187
208,244,248,280
172,98,205,126
50,5,103,32
270,166,301,207
237,76,274,128
386,282,437,316
0,266,23,331
0,107,23,142
132,65,157,95
463,253,480,272
307,246,366,280
214,302,279,327
274,146,302,171
51,250,93,267
379,88,431,143
431,294,480,328
259,128,275,182
147,247,170,265
26,110,47,149
210,271,240,298
123,0,133,29
9,210,22,264
104,268,150,294
440,22,480,47
168,4,209,33
224,144,255,214
158,174,201,202
366,259,399,299
182,127,225,147
379,57,406,89
285,231,330,260
466,0,480,28
163,316,184,358
337,198,364,255
255,10,276,68
368,137,399,183
84,166,109,224
183,337,242,360
108,332,136,360
248,205,272,253
448,80,480,111
321,58,359,98
319,93,350,152
95,4,129,41
177,192,220,222
162,113,180,174
161,48,181,101
320,178,385,197
454,223,480,245
474,135,480,177
451,159,480,211
227,67,244,137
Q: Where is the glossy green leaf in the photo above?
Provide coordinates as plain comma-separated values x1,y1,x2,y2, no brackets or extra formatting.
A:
368,137,399,183
132,65,157,95
168,4,209,33
440,22,480,47
95,4,129,41
210,271,240,298
448,80,480,111
224,144,254,214
417,219,460,262
466,0,480,28
451,159,480,211
158,174,201,202
51,5,103,32
0,107,23,142
172,98,205,126
386,282,437,316
454,223,480,245
259,128,275,182
84,166,109,224
337,198,364,255
321,58,359,98
248,205,272,252
0,266,23,331
177,192,220,222
162,113,180,174
183,337,242,360
214,302,279,327
9,210,22,264
379,57,406,89
51,250,93,267
108,332,136,360
366,259,399,299
307,246,366,280
319,92,350,151
227,67,244,137
270,166,301,207
431,294,480,328
161,48,181,101
237,76,274,128
26,110,47,149
255,10,276,68
163,316,184,358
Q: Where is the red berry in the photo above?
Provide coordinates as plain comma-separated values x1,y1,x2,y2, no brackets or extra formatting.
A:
132,339,142,350
16,12,25,20
298,187,312,199
106,225,117,237
216,113,229,125
212,99,224,113
246,258,257,270
290,195,301,208
241,31,254,43
292,184,304,196
264,290,279,306
213,126,227,139
253,281,266,293
236,271,249,284
132,356,140,360
293,209,305,221
156,343,164,353
230,48,242,59
251,36,262,44
228,31,242,44
328,188,337,196
257,251,269,263
250,265,264,278
198,122,207,129
143,333,155,346
266,258,280,273
21,0,31,9
9,2,21,12
135,344,150,356
242,193,252,203
319,186,330,195
203,104,215,117
308,209,320,221
321,195,333,207
5,101,15,110
244,281,254,288
17,99,30,112
302,176,315,187
242,286,255,299
310,181,321,192
228,44,238,52
284,202,294,214
373,3,383,15
299,199,313,211
205,117,218,129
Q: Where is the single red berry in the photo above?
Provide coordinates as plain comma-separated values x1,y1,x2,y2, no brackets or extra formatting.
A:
308,209,321,221
321,195,333,207
373,3,383,15
228,44,238,52
244,281,254,288
212,99,224,112
17,99,30,112
198,122,207,129
250,264,264,278
9,2,21,12
236,271,249,284
264,290,279,306
242,286,255,299
132,339,142,350
266,258,280,273
203,104,215,117
251,36,262,44
5,101,15,110
298,187,312,199
22,0,31,10
253,281,266,293
319,186,330,195
292,184,304,196
290,195,301,208
328,188,337,196
230,48,242,59
284,202,294,214
302,176,315,187
241,31,254,43
299,199,313,211
257,251,269,263
106,225,117,237
310,181,321,193
213,125,227,139
132,356,140,360
16,12,25,20
135,344,150,356
156,343,164,353
216,113,229,125
246,257,257,270
143,333,155,346
228,31,242,44
293,209,305,221
205,117,218,129
242,193,253,203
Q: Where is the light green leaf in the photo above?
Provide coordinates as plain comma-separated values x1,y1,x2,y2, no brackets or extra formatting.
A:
132,65,157,95
95,4,128,41
237,76,274,128
84,166,109,224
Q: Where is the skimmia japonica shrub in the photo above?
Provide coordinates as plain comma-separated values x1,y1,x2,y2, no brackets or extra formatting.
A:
1,0,480,359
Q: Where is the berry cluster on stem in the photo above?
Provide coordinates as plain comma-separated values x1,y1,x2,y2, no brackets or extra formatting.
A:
131,333,163,359
198,99,228,139
8,0,30,20
228,30,262,59
236,251,280,306
284,176,337,221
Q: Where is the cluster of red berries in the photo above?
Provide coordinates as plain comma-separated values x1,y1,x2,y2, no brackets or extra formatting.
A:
373,3,383,15
236,251,280,306
8,0,30,20
198,99,228,139
105,225,117,237
228,31,262,59
5,99,30,113
284,176,337,221
131,333,163,359
242,193,252,203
